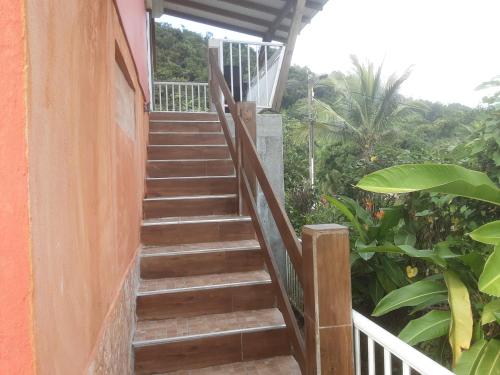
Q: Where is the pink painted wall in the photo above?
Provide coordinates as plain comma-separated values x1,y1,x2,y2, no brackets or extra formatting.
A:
26,0,148,373
0,0,35,374
116,0,150,102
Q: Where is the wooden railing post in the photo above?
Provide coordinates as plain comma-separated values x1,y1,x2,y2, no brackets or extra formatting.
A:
302,224,354,375
236,102,256,214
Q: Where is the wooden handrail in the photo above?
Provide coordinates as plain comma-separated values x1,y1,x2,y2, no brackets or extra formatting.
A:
240,170,306,371
209,49,304,282
209,47,306,371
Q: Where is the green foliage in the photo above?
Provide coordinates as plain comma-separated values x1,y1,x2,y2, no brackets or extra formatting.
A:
399,310,451,346
279,48,500,372
373,279,448,316
355,162,499,368
154,23,210,82
357,163,500,205
455,339,500,375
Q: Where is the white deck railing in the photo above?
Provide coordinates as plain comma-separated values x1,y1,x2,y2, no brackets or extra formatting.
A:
153,81,209,112
211,38,285,110
353,310,454,375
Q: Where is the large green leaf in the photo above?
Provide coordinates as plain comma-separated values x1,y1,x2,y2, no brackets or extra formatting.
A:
455,339,488,375
399,310,451,345
482,299,500,325
326,196,368,242
399,245,447,267
357,244,446,267
409,294,449,314
356,164,500,205
475,339,500,375
479,245,500,297
460,253,486,278
372,279,447,316
395,230,417,247
377,206,403,239
368,279,385,305
445,270,473,366
470,221,500,245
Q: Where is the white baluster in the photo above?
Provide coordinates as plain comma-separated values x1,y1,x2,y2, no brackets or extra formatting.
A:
229,42,234,96
197,84,200,112
384,348,391,375
238,43,243,102
368,337,375,375
172,84,175,111
256,45,260,107
354,328,361,375
203,85,207,112
247,44,252,101
265,45,269,106
158,84,162,111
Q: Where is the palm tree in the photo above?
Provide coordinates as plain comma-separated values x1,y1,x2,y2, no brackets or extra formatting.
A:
294,56,413,160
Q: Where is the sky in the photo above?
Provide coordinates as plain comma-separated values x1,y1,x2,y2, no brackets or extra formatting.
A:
158,0,500,107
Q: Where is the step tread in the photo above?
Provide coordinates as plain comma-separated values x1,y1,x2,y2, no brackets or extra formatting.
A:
147,159,233,162
138,270,271,295
159,355,301,374
149,131,223,135
144,194,237,202
133,308,285,346
149,120,221,124
142,215,251,226
141,239,260,256
148,145,228,148
146,176,236,181
150,112,218,121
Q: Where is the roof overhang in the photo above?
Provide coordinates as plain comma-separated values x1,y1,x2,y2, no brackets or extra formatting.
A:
147,0,328,43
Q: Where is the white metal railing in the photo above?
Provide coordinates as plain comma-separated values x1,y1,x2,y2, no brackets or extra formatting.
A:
153,82,209,112
211,38,285,110
353,311,454,375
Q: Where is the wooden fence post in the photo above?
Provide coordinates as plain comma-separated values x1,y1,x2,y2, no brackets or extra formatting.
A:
302,224,354,375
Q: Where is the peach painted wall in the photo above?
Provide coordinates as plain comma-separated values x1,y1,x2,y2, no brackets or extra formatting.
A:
0,1,35,374
116,0,150,102
26,0,148,373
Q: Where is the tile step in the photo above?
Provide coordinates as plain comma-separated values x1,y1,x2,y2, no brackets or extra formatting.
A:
133,308,285,347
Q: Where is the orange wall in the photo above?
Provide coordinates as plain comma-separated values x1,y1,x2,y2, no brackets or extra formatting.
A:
26,0,148,373
0,0,35,374
116,0,150,102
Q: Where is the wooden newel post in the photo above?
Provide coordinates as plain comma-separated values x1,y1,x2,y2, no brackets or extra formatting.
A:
302,224,354,375
236,102,256,214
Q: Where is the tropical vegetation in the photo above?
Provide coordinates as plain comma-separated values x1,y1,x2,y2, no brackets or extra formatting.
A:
154,22,500,372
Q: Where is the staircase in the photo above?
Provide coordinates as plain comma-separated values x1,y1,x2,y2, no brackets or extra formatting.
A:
132,112,301,374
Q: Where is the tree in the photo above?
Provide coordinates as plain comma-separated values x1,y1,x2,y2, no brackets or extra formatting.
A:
154,23,210,82
310,56,413,159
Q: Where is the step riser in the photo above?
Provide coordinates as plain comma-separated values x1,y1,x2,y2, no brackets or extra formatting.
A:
146,177,237,197
149,122,221,133
147,160,234,178
149,133,226,145
143,196,237,218
148,146,230,160
141,249,264,278
134,328,290,374
137,283,275,321
150,112,218,121
141,221,255,246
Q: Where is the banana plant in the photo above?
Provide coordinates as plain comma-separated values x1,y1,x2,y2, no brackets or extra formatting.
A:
356,163,500,372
